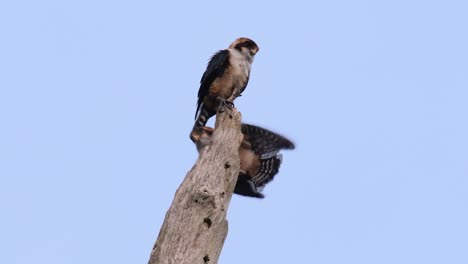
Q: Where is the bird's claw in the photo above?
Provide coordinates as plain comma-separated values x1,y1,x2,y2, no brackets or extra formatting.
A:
216,98,234,113
224,100,234,110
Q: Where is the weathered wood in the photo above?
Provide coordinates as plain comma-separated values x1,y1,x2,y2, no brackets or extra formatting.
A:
148,109,243,264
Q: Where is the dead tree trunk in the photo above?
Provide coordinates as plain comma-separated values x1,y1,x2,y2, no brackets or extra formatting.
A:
148,109,243,264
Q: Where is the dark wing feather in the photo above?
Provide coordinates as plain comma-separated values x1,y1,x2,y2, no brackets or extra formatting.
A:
195,50,230,119
252,154,282,188
234,173,265,198
241,123,295,158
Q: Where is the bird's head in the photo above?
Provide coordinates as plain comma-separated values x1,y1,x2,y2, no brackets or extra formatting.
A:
190,126,214,152
229,37,259,60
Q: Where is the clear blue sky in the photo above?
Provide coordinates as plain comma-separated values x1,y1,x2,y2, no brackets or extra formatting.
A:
1,1,467,263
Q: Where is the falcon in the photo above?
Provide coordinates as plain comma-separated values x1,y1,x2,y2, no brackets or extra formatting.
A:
190,124,295,198
194,37,259,128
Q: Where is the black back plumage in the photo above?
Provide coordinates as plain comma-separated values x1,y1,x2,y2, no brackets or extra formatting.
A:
195,50,230,119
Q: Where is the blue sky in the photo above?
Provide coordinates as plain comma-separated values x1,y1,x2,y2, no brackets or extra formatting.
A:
1,1,467,263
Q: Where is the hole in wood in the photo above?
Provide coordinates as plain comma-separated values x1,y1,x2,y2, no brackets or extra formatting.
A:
203,217,212,228
192,190,216,207
229,114,233,119
203,255,210,263
224,162,231,169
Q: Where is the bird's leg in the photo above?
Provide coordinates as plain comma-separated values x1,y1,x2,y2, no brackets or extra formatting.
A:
216,97,234,112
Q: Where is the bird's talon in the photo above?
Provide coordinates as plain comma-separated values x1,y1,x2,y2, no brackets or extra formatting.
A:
224,101,234,110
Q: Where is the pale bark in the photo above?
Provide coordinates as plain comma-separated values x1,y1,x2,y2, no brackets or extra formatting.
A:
148,109,243,264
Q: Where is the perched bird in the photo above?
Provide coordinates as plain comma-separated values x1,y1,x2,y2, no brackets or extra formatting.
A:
190,124,295,198
194,38,259,129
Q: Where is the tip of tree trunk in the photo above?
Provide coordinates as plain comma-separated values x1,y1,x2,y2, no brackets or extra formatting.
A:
148,109,243,264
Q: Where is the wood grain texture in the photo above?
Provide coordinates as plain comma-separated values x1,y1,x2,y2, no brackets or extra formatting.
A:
148,109,243,264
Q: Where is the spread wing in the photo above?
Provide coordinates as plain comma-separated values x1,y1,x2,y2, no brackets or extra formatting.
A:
241,123,295,159
241,124,295,192
195,49,230,119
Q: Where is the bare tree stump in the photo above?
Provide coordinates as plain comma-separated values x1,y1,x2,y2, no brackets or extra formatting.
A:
148,109,243,264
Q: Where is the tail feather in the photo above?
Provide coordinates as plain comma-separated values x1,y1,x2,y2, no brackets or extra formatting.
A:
195,102,202,120
194,105,216,128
